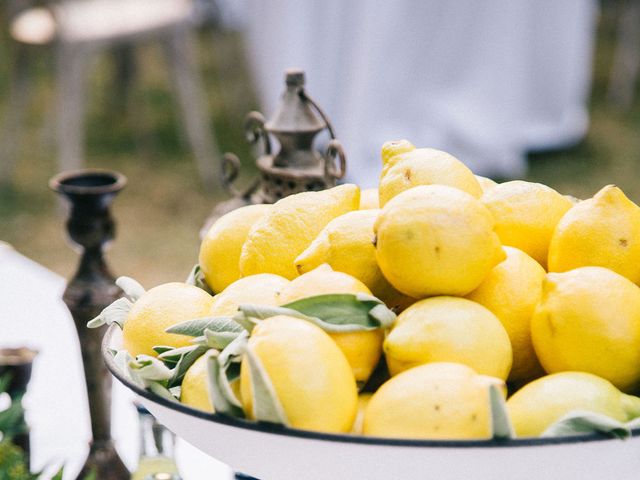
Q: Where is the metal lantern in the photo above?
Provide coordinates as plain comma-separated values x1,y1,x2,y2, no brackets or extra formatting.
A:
201,69,346,235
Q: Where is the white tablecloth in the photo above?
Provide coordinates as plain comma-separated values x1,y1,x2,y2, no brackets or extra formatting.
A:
0,242,233,479
238,0,597,186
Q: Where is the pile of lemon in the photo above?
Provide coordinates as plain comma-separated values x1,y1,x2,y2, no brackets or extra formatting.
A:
118,140,640,440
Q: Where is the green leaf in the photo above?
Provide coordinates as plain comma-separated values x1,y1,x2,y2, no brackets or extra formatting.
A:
489,384,514,440
148,381,179,402
203,329,241,350
166,316,243,338
166,345,209,388
87,297,133,329
130,355,173,382
282,293,396,330
115,276,146,301
541,410,630,439
206,352,244,417
152,346,175,355
0,395,27,440
234,294,397,334
186,264,214,295
245,345,289,426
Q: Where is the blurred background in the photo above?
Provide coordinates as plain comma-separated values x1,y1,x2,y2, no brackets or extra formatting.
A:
0,0,639,287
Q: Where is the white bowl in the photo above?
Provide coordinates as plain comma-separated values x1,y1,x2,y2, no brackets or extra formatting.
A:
103,325,640,480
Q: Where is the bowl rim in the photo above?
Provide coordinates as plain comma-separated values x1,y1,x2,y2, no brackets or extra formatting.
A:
102,324,640,449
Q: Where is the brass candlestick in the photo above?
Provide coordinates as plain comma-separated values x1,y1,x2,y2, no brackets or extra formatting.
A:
50,169,130,480
201,68,346,236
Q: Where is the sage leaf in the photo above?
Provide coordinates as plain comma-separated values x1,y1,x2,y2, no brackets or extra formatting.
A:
115,276,146,301
87,297,133,329
541,410,630,439
245,344,289,426
167,316,243,338
204,329,241,350
186,264,214,295
490,384,514,440
218,330,249,366
148,381,178,402
129,355,173,387
167,344,209,388
282,293,396,330
206,351,244,417
152,346,175,356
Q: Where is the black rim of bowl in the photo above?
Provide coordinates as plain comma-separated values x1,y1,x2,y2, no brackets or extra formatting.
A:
102,324,640,449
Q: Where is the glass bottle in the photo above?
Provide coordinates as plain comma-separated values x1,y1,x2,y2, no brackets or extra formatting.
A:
132,404,181,480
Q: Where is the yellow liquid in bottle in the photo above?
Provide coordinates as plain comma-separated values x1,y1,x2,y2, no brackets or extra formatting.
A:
131,456,179,480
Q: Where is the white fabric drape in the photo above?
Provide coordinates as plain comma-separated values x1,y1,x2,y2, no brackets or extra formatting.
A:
238,0,597,187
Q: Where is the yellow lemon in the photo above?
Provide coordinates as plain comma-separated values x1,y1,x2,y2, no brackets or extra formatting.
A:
209,273,289,317
548,185,640,284
475,175,498,193
277,264,384,384
481,180,573,268
240,315,357,433
359,188,380,210
380,139,416,167
363,362,505,440
374,185,505,298
199,204,272,293
531,267,640,392
466,246,546,382
180,354,213,413
294,210,415,311
379,145,482,207
240,184,360,280
384,296,512,380
351,393,373,434
507,372,640,437
122,283,214,357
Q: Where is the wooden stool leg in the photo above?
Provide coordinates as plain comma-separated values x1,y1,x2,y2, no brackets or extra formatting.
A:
56,42,88,173
0,43,32,186
162,26,220,190
607,0,640,110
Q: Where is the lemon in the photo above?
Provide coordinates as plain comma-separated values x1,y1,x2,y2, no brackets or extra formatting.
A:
351,393,373,434
380,139,416,167
239,315,357,433
122,283,214,357
277,264,384,384
294,210,415,311
359,188,380,210
548,185,640,284
384,296,512,380
507,372,640,437
531,267,640,392
363,362,505,439
466,246,546,382
199,204,272,293
209,273,289,317
240,184,360,280
481,180,573,268
180,354,214,413
374,185,505,298
379,143,482,206
475,175,498,193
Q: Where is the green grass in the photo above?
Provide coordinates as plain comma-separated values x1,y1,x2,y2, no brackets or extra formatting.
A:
1,5,640,286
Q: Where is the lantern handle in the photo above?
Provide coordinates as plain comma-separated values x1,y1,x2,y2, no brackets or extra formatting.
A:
244,111,272,156
299,89,338,140
221,153,241,195
325,139,346,180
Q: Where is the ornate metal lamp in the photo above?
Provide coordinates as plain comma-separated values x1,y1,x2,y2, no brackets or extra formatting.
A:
201,68,346,235
50,169,130,480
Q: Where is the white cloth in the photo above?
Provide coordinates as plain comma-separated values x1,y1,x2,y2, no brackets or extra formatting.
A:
239,0,597,187
0,243,232,479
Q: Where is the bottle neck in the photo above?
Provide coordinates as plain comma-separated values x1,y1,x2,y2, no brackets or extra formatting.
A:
138,411,176,459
